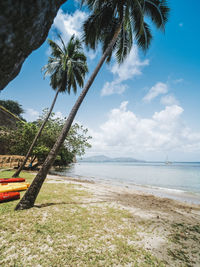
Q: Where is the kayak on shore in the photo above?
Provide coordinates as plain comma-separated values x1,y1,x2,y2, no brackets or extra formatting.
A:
0,178,25,183
0,182,30,193
0,192,20,203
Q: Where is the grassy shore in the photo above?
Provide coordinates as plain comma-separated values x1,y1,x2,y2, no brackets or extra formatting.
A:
0,170,200,266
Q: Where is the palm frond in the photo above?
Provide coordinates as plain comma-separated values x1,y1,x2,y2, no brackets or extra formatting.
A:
82,2,116,50
48,39,64,58
144,0,170,30
135,21,152,50
115,20,133,63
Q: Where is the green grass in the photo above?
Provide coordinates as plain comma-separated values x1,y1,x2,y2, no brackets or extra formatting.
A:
0,170,164,266
167,249,191,265
169,223,200,244
0,169,34,182
167,222,200,266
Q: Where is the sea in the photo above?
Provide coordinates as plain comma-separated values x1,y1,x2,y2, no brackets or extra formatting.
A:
52,162,200,204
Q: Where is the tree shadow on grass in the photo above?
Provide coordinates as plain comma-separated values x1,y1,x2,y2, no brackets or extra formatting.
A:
34,200,110,208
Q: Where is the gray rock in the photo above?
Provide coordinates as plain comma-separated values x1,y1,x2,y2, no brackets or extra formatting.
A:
0,0,66,90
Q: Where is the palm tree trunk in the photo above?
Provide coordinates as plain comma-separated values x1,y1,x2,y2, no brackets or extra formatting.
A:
12,88,60,178
15,25,121,210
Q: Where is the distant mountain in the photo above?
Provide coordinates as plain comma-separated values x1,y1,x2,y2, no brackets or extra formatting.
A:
79,155,145,163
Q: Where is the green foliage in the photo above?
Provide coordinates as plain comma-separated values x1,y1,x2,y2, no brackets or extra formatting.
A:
0,99,24,118
1,109,91,166
82,0,170,63
42,35,88,94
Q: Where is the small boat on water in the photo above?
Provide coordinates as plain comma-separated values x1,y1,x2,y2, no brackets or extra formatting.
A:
165,160,172,165
0,178,25,183
165,155,172,165
0,183,30,193
0,192,20,203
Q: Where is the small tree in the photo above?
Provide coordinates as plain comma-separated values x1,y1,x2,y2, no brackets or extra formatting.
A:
2,110,91,167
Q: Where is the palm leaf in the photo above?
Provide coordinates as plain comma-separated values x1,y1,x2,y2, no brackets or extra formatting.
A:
144,0,170,30
83,0,170,61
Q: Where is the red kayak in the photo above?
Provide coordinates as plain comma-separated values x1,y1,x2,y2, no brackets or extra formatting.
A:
0,192,20,203
0,178,25,183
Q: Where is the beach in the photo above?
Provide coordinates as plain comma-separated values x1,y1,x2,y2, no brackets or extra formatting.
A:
1,170,200,266
46,173,200,266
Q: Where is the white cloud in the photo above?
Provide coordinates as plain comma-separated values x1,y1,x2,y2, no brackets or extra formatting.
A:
160,94,179,106
87,49,100,60
24,108,39,122
101,46,149,96
53,10,100,61
101,81,128,96
52,111,65,120
87,102,200,160
111,47,149,82
173,78,183,84
53,9,87,43
143,82,168,102
153,105,183,124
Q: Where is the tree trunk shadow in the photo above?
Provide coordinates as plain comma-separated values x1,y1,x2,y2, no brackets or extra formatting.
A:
34,200,110,208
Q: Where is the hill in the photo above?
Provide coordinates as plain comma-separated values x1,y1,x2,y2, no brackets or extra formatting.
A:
79,155,145,163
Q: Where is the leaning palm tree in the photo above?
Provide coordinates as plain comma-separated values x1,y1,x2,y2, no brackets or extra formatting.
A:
15,0,170,210
12,35,88,178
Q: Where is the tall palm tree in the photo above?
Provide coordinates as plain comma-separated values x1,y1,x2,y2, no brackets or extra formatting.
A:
15,0,169,210
12,35,88,178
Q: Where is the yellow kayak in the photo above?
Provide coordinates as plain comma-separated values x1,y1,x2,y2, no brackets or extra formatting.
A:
0,182,30,193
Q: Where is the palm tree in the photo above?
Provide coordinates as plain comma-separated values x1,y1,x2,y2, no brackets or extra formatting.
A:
15,0,169,210
12,35,88,178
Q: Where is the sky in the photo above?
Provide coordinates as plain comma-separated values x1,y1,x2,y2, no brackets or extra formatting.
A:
1,0,200,161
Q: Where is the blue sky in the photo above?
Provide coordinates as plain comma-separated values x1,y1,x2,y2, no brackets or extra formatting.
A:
1,0,200,161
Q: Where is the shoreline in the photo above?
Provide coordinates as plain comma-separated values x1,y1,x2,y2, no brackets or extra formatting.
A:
48,171,200,205
46,173,200,209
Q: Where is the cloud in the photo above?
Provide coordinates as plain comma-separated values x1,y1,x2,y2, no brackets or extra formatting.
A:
173,78,183,84
52,111,65,120
160,94,179,106
101,81,128,96
53,10,99,61
111,47,149,82
24,108,39,122
87,102,200,160
53,9,87,43
153,105,183,124
143,82,168,102
101,46,149,96
86,49,100,60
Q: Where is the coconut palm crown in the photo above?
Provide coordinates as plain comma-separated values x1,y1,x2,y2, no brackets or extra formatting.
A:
82,0,170,63
43,34,88,94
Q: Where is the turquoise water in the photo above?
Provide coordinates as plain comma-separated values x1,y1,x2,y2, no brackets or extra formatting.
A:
53,162,200,203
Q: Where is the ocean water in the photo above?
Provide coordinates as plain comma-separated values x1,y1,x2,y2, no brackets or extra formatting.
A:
53,162,200,204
